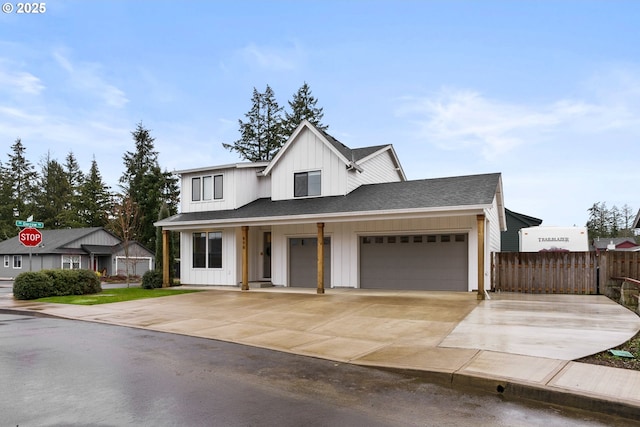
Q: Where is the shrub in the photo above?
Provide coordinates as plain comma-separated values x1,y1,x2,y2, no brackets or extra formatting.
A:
44,269,79,296
76,269,102,294
141,270,163,289
13,272,55,300
13,269,102,300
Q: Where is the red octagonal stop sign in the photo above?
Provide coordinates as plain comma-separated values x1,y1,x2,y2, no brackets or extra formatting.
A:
19,227,42,247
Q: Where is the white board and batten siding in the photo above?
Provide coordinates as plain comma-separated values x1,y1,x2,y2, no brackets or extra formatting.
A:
181,166,269,213
270,128,348,201
347,148,403,193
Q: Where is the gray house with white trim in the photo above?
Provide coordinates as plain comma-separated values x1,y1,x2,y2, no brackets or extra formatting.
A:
0,227,154,278
156,120,506,293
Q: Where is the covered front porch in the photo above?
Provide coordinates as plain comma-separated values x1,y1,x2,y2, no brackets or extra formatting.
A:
159,213,489,299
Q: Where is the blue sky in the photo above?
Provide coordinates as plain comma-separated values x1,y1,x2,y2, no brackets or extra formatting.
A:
1,1,639,227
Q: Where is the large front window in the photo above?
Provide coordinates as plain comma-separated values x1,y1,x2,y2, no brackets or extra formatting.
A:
294,170,321,197
193,232,222,268
62,255,81,269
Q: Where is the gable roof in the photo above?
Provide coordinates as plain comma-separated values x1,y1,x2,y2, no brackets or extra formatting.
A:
262,120,405,180
592,237,639,250
0,227,153,256
0,227,106,255
157,172,504,228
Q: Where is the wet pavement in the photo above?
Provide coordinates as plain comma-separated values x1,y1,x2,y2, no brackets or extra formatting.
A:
1,286,640,419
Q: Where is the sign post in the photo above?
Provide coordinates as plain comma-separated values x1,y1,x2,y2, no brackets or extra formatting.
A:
17,224,43,271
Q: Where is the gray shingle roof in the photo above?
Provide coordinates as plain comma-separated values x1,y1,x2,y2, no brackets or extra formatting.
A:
161,173,501,225
319,128,388,162
0,227,105,255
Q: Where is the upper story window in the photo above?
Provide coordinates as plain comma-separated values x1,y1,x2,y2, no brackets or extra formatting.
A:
192,174,223,201
294,170,321,197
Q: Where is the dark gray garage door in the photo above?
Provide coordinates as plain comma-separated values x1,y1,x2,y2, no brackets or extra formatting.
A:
289,237,331,288
360,234,468,291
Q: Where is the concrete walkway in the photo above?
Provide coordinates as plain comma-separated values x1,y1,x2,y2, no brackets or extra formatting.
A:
2,287,640,419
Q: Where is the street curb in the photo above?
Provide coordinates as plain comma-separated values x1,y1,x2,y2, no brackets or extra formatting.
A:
375,366,640,422
0,308,59,319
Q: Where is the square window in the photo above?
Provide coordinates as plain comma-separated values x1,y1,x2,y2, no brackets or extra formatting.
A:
441,235,451,242
294,170,321,197
400,236,409,243
362,237,371,244
387,236,396,243
427,235,437,243
455,234,466,242
413,236,423,243
375,236,384,244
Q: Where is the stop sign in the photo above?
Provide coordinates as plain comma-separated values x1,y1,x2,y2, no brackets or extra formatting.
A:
19,227,42,247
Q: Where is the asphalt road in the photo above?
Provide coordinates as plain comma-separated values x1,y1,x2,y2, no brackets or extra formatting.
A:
0,313,637,427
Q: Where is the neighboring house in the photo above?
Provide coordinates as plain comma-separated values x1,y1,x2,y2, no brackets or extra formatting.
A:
0,227,154,278
500,209,543,252
592,237,640,252
156,120,506,293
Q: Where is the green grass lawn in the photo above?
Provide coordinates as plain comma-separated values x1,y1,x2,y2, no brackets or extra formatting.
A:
36,287,201,305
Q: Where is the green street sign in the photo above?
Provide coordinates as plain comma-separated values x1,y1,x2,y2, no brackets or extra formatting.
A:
16,220,44,228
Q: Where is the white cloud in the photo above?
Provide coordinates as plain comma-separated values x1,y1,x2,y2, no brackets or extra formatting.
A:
397,73,640,161
52,48,129,108
0,60,45,95
237,42,302,71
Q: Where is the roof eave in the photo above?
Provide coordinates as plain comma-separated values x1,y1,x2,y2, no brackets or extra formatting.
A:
156,204,492,230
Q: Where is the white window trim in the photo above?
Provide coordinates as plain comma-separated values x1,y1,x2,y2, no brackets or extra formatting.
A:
61,255,82,270
3,255,9,268
191,174,224,202
13,255,22,269
294,169,322,198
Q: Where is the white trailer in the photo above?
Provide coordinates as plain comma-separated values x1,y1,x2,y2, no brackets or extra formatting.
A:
518,226,589,252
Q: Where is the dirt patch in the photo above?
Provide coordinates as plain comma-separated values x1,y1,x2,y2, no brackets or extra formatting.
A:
577,330,640,371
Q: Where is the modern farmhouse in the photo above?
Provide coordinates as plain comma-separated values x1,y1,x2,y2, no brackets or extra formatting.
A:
155,121,506,295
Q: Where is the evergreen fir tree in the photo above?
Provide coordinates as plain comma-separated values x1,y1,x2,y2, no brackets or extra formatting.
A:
35,152,73,228
120,123,178,250
2,138,37,222
79,157,112,227
283,82,328,136
223,85,286,161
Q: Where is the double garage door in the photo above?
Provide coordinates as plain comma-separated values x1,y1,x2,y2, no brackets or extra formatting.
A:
360,234,468,291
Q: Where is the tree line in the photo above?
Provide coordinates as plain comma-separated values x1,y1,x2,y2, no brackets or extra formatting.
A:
586,202,637,240
0,123,179,256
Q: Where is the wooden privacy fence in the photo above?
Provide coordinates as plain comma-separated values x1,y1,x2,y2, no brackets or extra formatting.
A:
599,251,640,284
492,252,598,294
